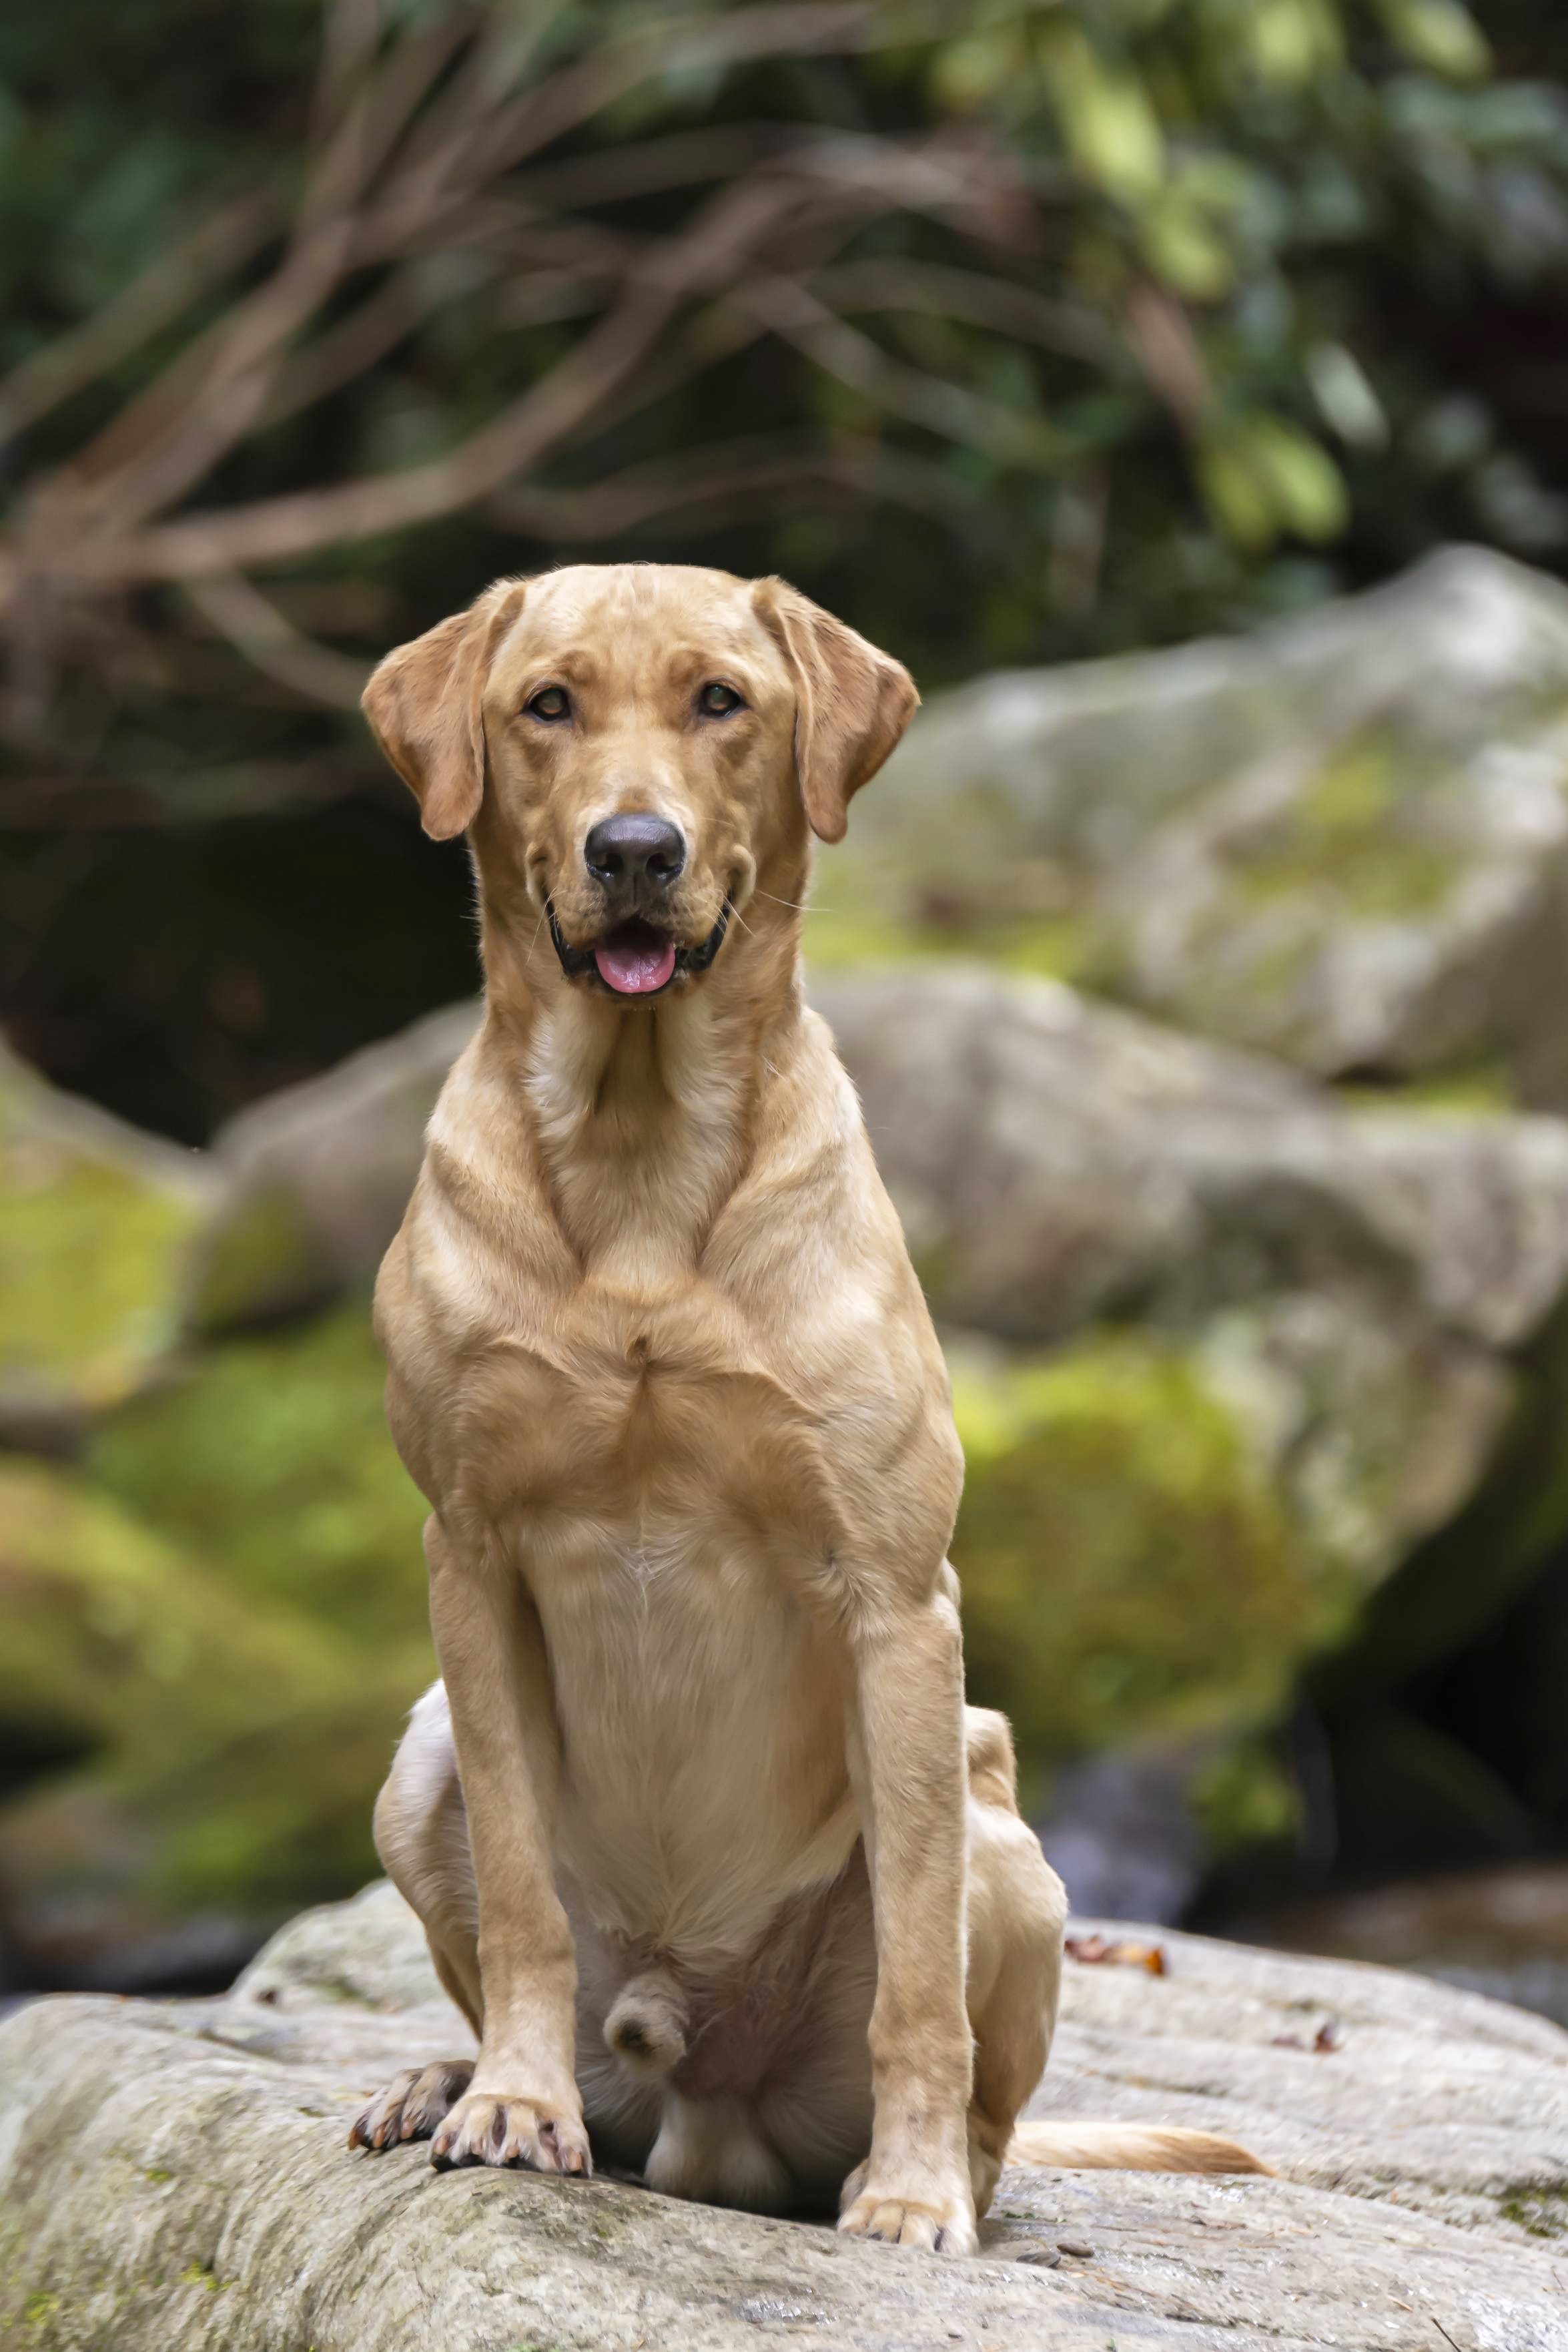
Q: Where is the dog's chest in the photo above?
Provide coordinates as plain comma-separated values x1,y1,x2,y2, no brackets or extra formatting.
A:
469,1274,857,1950
464,1265,831,1541
524,1475,855,1954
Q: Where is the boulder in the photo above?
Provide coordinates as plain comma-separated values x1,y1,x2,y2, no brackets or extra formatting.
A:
816,964,1568,1354
0,1037,216,1442
192,1000,480,1327
103,974,1568,1829
87,1305,430,1652
821,545,1568,1103
1,1878,1565,2349
0,1313,434,1989
817,966,1568,1795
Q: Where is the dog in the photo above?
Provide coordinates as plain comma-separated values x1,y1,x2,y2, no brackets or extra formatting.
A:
347,563,1265,2253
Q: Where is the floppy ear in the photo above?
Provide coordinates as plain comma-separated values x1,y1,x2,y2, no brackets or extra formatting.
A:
361,577,528,840
751,579,919,844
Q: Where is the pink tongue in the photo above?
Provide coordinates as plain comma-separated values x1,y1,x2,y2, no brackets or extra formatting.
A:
594,936,677,994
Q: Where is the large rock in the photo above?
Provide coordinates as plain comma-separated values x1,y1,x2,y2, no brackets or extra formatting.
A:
817,964,1568,1353
821,546,1568,1102
192,1001,480,1327
0,1038,216,1440
1,1879,1565,2349
823,966,1568,1793
147,975,1568,1812
0,1313,434,1989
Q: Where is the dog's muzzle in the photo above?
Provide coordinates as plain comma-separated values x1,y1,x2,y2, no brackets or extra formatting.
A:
546,900,731,998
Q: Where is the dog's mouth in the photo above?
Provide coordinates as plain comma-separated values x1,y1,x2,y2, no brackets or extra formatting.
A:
546,904,731,998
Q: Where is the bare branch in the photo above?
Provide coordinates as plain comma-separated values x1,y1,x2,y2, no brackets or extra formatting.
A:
375,3,883,242
82,171,822,585
180,571,371,707
512,123,825,212
0,189,280,449
484,432,977,540
72,218,361,538
808,258,1116,366
1124,282,1211,428
737,275,1062,465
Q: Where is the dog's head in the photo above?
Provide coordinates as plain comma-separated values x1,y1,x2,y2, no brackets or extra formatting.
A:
362,563,916,1003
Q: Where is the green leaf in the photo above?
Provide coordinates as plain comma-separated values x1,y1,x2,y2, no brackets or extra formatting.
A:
1244,0,1344,89
1306,341,1389,450
1375,0,1491,83
1139,196,1235,298
1198,436,1279,551
1243,414,1350,542
929,25,1032,113
1040,25,1165,203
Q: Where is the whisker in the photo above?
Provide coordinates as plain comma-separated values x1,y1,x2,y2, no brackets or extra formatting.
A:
753,890,831,914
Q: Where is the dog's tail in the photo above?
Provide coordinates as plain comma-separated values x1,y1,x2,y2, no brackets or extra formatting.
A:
1005,2120,1272,2176
603,1969,689,2082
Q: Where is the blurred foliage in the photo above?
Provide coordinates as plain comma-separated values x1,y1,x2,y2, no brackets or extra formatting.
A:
3,0,1568,774
7,0,1568,1137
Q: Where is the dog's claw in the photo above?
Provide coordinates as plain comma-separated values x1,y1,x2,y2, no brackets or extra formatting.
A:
839,2179,976,2257
428,2090,593,2176
349,2059,475,2152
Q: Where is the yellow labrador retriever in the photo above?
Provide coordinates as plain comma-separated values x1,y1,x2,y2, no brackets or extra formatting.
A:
348,563,1262,2253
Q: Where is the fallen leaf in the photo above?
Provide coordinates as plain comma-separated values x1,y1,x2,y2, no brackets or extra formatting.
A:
1064,1934,1167,1974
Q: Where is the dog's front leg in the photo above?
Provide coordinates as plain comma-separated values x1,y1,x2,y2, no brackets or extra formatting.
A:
839,1580,976,2255
422,1514,589,2177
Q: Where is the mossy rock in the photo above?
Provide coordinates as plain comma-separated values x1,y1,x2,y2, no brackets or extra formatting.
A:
0,1460,410,1960
950,1336,1353,1805
0,1315,435,1965
817,550,1568,1105
89,1306,430,1645
191,1001,481,1327
0,1462,330,1785
0,1039,216,1438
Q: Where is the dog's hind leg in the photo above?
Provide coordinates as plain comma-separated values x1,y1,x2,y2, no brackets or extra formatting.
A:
958,1709,1269,2186
349,1683,480,2151
959,1709,1066,2219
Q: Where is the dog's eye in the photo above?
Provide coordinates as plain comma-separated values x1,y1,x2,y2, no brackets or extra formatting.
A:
526,685,570,722
698,682,743,717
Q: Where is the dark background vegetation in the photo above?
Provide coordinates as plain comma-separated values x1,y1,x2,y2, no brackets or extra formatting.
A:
8,0,1568,1143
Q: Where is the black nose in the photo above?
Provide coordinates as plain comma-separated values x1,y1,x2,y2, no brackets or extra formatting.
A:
584,812,685,887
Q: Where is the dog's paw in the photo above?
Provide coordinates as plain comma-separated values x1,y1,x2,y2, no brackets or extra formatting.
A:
428,2089,592,2176
349,2058,474,2151
837,2164,977,2255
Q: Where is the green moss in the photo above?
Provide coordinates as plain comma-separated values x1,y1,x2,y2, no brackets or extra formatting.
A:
89,1307,429,1644
1224,730,1463,918
951,1336,1318,1768
0,1059,209,1422
1499,2184,1568,2239
177,2261,235,2293
188,1182,329,1333
0,1463,332,1770
1336,1067,1517,1113
805,906,1092,982
1191,1737,1300,1853
0,1313,438,1924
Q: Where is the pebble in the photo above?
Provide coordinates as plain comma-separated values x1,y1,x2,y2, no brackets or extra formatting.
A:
1057,2237,1096,2259
1016,2245,1062,2267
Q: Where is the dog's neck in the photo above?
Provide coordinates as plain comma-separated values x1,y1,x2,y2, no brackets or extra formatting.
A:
474,877,807,1274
